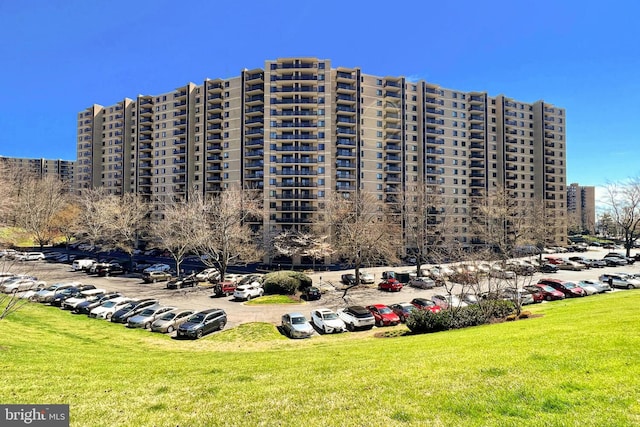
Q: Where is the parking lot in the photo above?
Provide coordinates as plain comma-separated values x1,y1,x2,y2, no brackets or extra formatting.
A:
4,247,638,330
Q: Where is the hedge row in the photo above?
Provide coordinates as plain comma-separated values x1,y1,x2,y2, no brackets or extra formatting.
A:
262,270,312,295
406,300,515,334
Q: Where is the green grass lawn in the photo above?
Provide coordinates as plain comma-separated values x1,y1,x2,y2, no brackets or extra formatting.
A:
1,292,640,426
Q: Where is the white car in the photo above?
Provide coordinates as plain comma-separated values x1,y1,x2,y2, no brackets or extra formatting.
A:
336,306,375,331
89,297,132,319
195,268,220,282
143,264,171,273
15,252,45,261
311,308,347,334
72,259,97,271
62,289,105,310
233,284,264,301
358,271,375,284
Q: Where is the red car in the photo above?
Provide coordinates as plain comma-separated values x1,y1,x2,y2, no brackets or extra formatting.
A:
530,283,565,300
410,297,442,313
537,278,585,298
366,304,401,327
389,303,415,323
378,278,403,292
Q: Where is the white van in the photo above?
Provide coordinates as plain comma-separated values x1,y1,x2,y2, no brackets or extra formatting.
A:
72,259,97,271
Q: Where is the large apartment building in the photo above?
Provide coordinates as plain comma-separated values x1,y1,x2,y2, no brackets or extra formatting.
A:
0,156,75,192
567,183,596,234
77,57,567,257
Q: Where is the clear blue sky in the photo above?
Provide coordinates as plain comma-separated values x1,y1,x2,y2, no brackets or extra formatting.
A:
1,0,638,189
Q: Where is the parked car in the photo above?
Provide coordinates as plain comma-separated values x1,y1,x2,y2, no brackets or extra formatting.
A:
31,283,78,303
537,263,559,273
358,271,375,284
605,252,636,264
280,312,314,339
378,278,403,292
537,278,585,297
310,308,347,334
602,256,628,266
341,274,357,286
110,299,159,323
61,289,105,310
336,306,375,331
505,260,536,276
143,263,171,274
459,293,480,305
72,258,97,271
410,297,442,313
89,297,132,320
126,305,176,329
521,285,545,303
366,304,401,327
556,260,586,271
598,273,640,289
1,276,41,294
233,284,264,301
300,286,321,301
74,292,122,314
96,263,126,277
578,280,611,293
389,302,415,323
489,265,516,279
211,281,237,297
166,274,198,289
572,281,598,295
408,276,436,289
142,271,173,283
14,252,45,261
195,268,220,282
150,309,196,333
177,308,227,339
530,284,565,301
50,284,97,307
500,287,535,305
432,294,468,310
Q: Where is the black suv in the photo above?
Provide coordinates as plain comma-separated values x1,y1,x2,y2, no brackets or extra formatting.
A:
166,274,198,289
301,286,321,301
96,263,126,277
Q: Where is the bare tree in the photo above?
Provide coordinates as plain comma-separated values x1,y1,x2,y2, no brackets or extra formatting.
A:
192,186,263,279
77,188,113,247
602,180,640,256
50,199,82,253
14,175,67,248
404,181,455,277
148,196,203,275
100,193,149,266
317,190,401,298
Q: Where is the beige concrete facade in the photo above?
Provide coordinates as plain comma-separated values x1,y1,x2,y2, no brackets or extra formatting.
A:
0,156,75,192
567,183,596,234
77,57,568,257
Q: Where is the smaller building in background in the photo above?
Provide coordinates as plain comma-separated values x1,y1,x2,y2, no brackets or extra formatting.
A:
567,183,595,234
0,156,75,192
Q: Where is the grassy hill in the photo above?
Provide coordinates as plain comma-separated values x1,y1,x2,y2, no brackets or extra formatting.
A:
1,292,639,426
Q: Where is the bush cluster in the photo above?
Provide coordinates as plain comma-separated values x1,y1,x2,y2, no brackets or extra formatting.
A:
262,270,312,295
406,299,515,334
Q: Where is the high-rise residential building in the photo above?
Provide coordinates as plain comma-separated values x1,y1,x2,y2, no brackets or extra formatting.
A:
77,57,567,259
0,156,75,192
567,183,595,234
